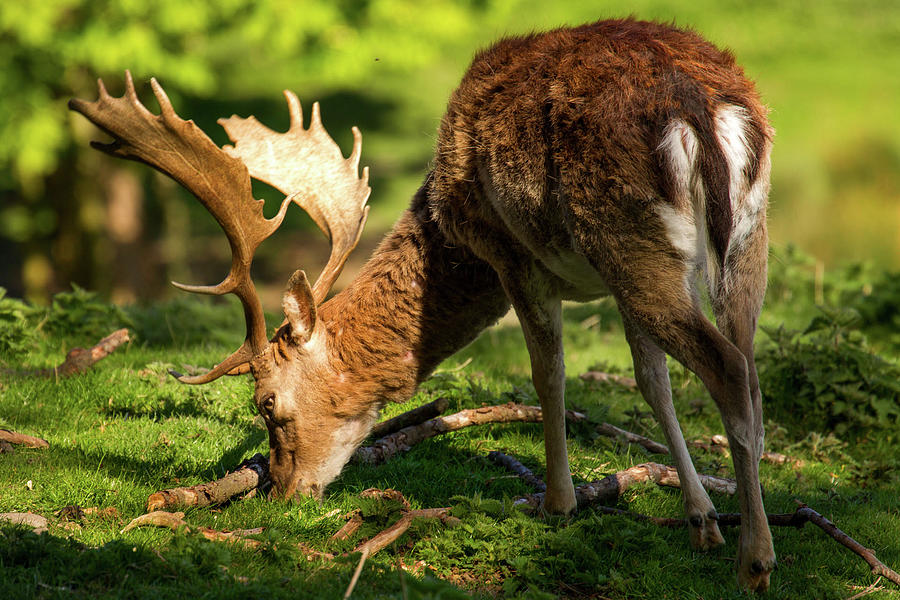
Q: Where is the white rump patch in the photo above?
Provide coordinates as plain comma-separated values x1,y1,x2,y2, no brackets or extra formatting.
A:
657,120,708,292
714,105,769,256
658,119,699,204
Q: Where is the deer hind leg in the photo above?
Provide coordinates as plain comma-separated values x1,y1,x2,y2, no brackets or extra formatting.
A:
714,201,769,465
616,281,774,592
711,222,773,589
621,315,724,550
499,271,576,515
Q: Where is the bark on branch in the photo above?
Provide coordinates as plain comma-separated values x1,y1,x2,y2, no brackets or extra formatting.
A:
505,460,736,511
369,397,450,439
0,429,49,449
354,402,585,465
146,453,269,512
35,329,131,378
490,450,899,588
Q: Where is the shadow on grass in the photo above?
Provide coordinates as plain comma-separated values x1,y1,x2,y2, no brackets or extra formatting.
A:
0,523,457,600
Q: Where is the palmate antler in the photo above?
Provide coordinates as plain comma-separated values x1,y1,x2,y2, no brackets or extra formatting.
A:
220,93,370,305
69,72,370,382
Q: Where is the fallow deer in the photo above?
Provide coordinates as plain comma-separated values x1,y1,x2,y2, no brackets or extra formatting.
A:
70,18,775,591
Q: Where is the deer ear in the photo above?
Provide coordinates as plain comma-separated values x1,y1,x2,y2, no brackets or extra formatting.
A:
282,270,317,344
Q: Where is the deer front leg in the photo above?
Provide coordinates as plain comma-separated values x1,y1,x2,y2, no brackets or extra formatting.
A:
510,293,576,515
622,316,725,550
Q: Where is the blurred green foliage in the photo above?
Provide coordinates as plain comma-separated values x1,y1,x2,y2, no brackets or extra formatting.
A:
1,1,898,302
759,307,900,436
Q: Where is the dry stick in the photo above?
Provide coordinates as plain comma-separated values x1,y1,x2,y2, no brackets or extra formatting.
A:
354,402,586,465
687,434,803,467
370,397,450,439
351,508,453,556
146,453,269,512
487,450,546,492
330,513,364,542
343,547,370,599
594,422,669,454
19,328,131,378
0,429,49,449
490,452,899,588
511,461,736,511
579,370,638,389
846,577,884,600
121,510,188,533
120,510,264,549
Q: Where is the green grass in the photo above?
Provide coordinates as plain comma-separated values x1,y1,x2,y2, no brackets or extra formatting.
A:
2,265,900,598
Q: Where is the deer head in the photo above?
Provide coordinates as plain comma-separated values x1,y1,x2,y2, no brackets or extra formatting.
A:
69,73,371,498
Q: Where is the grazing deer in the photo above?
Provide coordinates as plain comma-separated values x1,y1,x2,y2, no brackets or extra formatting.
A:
70,18,775,591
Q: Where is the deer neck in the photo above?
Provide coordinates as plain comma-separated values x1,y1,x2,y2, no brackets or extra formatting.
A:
317,185,510,408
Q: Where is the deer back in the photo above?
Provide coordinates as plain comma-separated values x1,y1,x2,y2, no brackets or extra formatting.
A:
429,19,771,302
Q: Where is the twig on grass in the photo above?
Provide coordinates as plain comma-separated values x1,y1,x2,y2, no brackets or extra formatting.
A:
121,510,188,533
493,458,736,511
8,328,131,379
330,512,364,541
687,434,803,467
352,507,454,556
146,453,269,512
845,577,883,600
370,397,450,439
593,422,669,454
0,429,49,449
354,402,585,465
120,510,264,548
487,450,546,492
579,370,638,389
344,547,370,599
489,450,900,589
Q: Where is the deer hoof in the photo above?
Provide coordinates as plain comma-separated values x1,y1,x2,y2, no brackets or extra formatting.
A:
541,487,577,516
737,554,776,593
688,510,725,550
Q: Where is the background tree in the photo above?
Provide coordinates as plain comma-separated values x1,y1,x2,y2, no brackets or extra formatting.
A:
1,0,898,303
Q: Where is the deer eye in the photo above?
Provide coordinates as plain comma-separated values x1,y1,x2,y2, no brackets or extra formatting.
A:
260,393,275,416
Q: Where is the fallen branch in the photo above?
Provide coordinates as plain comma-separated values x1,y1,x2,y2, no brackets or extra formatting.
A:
490,451,898,588
594,422,669,454
13,329,131,378
487,450,546,492
121,510,187,533
766,505,899,587
511,461,736,511
352,507,453,556
146,453,269,512
688,434,803,467
370,397,450,439
579,370,637,389
0,429,49,449
330,513,364,542
354,402,585,465
120,510,264,548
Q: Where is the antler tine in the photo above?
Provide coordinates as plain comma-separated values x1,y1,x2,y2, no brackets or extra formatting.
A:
70,73,295,383
285,90,304,131
219,93,371,305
